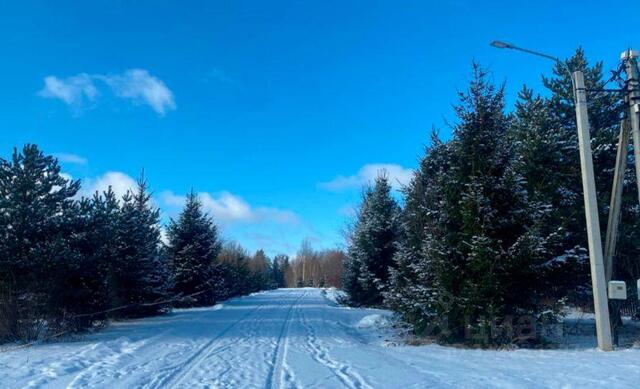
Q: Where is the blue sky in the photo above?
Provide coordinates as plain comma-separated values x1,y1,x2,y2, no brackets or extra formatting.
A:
1,1,638,256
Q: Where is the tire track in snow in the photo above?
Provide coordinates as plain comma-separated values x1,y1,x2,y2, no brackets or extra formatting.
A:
298,297,372,389
334,320,452,387
266,290,306,389
56,326,178,389
147,299,268,389
207,301,276,388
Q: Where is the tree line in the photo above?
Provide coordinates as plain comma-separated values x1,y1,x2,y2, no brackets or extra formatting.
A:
0,146,287,343
282,240,345,288
343,50,640,346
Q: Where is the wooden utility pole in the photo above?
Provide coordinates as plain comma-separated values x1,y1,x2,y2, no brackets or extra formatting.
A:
573,71,614,351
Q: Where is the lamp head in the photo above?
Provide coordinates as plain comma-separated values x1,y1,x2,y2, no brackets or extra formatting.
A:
490,40,513,49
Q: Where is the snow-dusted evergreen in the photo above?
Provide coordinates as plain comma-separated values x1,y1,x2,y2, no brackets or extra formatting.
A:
0,147,281,342
514,49,640,338
0,145,81,340
113,175,170,317
167,191,222,307
343,174,400,306
383,53,640,345
386,65,554,345
272,254,289,288
384,134,451,333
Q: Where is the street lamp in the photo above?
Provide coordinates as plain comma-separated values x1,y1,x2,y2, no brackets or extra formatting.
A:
490,40,576,98
491,40,614,351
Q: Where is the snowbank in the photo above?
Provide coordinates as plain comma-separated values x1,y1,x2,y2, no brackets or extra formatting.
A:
321,287,347,305
171,303,224,313
356,314,391,329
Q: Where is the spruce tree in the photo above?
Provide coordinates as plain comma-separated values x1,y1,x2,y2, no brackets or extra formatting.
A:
516,49,629,304
89,188,122,316
217,242,252,297
344,174,401,306
273,254,289,288
0,144,80,339
432,65,551,344
515,50,639,337
388,66,552,345
386,133,451,333
248,249,273,292
167,191,221,307
114,174,169,317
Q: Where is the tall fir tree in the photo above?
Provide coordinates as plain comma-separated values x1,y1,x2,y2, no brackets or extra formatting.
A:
388,66,553,345
343,174,401,306
248,249,274,292
385,133,451,333
515,49,639,337
217,242,252,297
114,173,169,317
0,144,80,339
273,254,289,288
512,49,630,304
167,191,222,307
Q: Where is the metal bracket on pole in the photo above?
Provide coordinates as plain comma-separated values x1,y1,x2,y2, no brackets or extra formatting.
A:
573,71,614,351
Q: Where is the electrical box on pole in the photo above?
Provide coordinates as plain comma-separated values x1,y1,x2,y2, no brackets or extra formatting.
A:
607,281,627,300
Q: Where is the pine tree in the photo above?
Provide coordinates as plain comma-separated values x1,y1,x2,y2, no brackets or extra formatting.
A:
511,49,640,311
89,188,122,316
217,242,252,297
113,173,169,317
385,133,451,333
167,191,221,307
388,66,552,345
248,249,273,292
344,174,401,306
273,254,289,288
55,188,124,329
433,65,552,344
0,144,80,339
516,49,639,337
518,49,629,304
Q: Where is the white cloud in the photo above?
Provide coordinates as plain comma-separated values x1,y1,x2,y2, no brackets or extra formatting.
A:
54,153,88,165
101,69,175,115
38,73,98,106
319,163,413,191
160,190,299,225
79,171,138,199
38,69,175,115
199,192,253,222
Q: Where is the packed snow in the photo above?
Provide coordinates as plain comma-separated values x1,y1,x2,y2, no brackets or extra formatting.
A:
1,288,639,388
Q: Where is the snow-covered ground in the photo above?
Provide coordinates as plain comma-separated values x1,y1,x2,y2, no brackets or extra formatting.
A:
1,288,639,388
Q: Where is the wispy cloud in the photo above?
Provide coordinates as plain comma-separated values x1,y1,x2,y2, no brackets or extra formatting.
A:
54,153,88,165
38,69,175,115
38,73,99,107
319,163,413,191
99,69,175,115
160,190,299,225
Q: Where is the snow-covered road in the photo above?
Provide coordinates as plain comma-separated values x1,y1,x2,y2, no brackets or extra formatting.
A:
1,288,639,388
